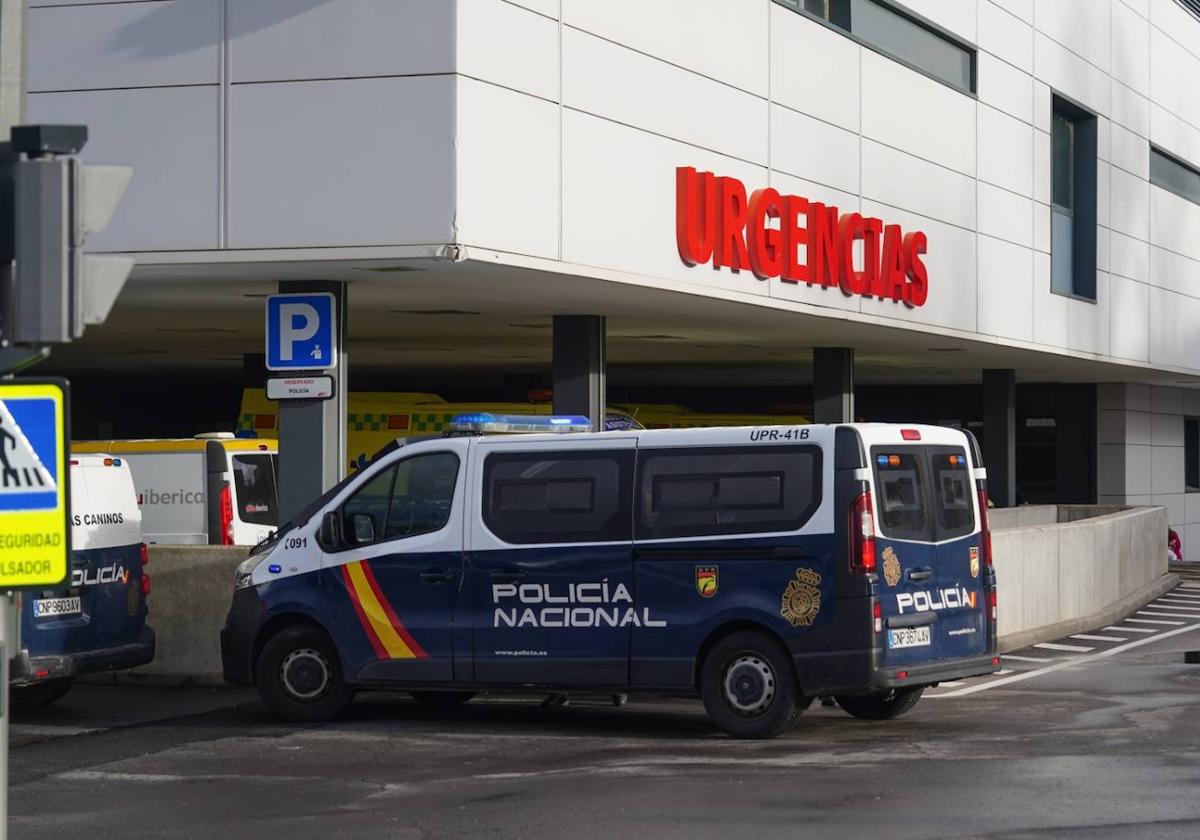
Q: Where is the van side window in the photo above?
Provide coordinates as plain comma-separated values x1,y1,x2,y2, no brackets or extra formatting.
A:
637,446,821,540
483,450,634,544
931,450,974,539
232,454,278,526
341,452,459,546
873,451,927,540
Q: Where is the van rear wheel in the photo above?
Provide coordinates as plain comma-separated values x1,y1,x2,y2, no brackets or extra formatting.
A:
835,687,924,720
256,625,353,723
700,630,803,739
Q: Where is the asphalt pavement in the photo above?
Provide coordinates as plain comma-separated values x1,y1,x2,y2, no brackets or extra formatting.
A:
9,582,1200,839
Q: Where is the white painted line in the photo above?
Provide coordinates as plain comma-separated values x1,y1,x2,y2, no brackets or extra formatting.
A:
995,669,1014,675
1034,642,1094,653
1164,592,1200,599
1151,601,1200,610
11,724,101,738
1002,654,1053,663
930,617,1200,697
1136,610,1200,619
1070,633,1127,642
936,681,964,688
1103,625,1156,634
1125,618,1185,626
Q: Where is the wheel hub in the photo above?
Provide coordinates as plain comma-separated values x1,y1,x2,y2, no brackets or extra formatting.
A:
723,655,776,715
280,648,331,701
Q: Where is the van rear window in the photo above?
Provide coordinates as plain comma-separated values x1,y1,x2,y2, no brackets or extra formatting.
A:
871,446,976,541
873,452,927,541
232,454,278,526
931,451,973,539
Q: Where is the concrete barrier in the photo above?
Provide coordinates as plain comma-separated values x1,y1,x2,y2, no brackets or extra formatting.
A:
992,505,1173,650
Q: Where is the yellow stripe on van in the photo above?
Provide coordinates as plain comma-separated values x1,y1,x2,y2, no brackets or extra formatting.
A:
71,439,278,454
345,561,418,660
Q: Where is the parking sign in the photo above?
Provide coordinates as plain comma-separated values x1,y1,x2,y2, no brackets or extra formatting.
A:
0,380,70,589
266,293,337,371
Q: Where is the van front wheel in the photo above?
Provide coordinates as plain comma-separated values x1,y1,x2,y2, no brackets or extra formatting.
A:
700,631,802,739
835,687,924,720
256,625,353,723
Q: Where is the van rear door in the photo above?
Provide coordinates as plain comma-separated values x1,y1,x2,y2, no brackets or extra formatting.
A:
871,443,986,666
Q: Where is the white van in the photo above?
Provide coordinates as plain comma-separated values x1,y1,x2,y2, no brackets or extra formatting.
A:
72,435,279,546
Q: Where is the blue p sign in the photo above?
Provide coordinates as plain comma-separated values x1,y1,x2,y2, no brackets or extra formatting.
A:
266,293,337,371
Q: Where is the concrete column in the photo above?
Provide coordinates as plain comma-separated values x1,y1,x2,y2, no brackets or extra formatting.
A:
276,281,348,523
552,315,606,431
983,369,1016,508
813,347,854,424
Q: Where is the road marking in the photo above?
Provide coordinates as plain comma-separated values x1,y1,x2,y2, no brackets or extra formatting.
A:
1103,625,1157,634
1034,642,1094,652
995,669,1014,675
1002,654,1053,663
1136,610,1200,619
1070,633,1127,642
1151,600,1200,609
1163,592,1200,599
11,724,101,738
930,617,1200,697
1125,617,1185,626
936,681,964,688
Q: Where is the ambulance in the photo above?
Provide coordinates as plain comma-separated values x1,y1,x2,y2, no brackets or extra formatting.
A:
13,454,154,706
221,415,999,738
73,435,279,546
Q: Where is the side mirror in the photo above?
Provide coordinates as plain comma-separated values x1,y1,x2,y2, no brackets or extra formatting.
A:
349,512,376,545
318,511,341,550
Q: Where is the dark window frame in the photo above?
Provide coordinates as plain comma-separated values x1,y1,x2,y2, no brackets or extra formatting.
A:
1186,418,1200,494
338,451,461,549
1050,93,1098,304
1150,145,1200,208
773,0,978,96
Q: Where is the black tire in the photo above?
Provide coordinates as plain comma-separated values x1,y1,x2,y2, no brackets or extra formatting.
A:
255,624,353,723
700,630,804,739
834,687,924,720
409,690,476,707
12,678,74,708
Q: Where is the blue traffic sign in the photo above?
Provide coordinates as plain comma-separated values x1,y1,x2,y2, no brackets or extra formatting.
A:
265,293,337,371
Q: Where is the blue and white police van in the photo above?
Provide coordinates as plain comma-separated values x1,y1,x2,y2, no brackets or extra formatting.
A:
222,416,999,738
13,454,154,707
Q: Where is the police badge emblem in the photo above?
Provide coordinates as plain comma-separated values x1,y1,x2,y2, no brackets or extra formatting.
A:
695,566,718,598
780,568,822,627
969,546,980,578
882,546,902,587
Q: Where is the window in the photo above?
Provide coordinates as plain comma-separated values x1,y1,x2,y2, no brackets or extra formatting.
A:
1187,419,1200,493
1050,96,1097,301
231,454,277,526
872,451,927,540
1150,146,1200,207
775,0,975,94
637,447,821,540
930,450,974,539
483,450,634,544
341,452,459,546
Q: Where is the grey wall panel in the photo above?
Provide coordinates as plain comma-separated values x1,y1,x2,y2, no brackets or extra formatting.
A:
26,86,221,252
228,0,454,83
29,0,220,91
227,75,455,249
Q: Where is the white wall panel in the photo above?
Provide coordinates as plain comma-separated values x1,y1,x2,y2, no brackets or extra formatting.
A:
1111,230,1150,282
228,76,455,248
1034,201,1050,253
1110,122,1149,178
978,104,1034,194
1109,274,1150,360
770,4,860,131
563,0,768,97
1148,28,1200,130
456,79,558,259
1034,32,1109,115
229,0,454,83
1098,160,1112,229
977,235,1034,340
989,0,1034,23
860,140,975,229
1033,80,1052,132
505,0,557,18
1149,287,1200,369
978,52,1033,124
27,87,219,252
1150,187,1200,263
1121,0,1150,18
563,27,767,166
1149,0,1200,58
861,51,976,176
28,0,219,91
1152,446,1186,494
458,0,559,102
979,0,1033,72
1149,244,1200,296
1111,80,1149,138
1111,0,1150,95
771,105,859,194
978,182,1033,247
1035,0,1111,73
1109,165,1150,240
1033,128,1051,204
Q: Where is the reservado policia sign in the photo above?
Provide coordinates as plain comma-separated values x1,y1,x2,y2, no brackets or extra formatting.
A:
0,380,70,588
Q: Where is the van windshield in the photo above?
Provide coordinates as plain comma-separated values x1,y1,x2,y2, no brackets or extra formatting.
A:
232,454,278,526
871,446,975,541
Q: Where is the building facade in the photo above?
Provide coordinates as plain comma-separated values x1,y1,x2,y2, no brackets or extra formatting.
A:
24,0,1200,546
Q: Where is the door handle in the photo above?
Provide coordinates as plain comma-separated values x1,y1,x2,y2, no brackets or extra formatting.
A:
908,568,933,582
420,568,456,583
490,571,526,583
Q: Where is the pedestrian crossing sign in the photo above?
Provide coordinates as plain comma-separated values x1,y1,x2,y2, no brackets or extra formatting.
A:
0,381,70,588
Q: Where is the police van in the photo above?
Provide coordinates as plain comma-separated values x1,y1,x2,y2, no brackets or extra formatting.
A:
221,416,999,738
13,454,154,706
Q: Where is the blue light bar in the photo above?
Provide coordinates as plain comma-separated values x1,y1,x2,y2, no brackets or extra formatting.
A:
449,413,593,434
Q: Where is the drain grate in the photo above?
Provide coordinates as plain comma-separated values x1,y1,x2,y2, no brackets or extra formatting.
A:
1185,651,1200,664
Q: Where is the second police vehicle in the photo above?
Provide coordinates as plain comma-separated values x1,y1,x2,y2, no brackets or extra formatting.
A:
222,415,999,738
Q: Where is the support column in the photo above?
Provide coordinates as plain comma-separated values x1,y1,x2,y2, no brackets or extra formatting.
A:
983,369,1016,508
552,315,606,431
813,347,854,424
276,280,348,523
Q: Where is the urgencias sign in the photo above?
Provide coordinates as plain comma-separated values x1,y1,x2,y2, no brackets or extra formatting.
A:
676,166,929,308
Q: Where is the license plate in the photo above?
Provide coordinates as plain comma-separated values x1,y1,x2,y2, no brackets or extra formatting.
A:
888,626,931,649
33,597,81,618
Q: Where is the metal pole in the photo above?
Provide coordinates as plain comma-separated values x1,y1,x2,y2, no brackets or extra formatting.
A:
0,0,27,832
